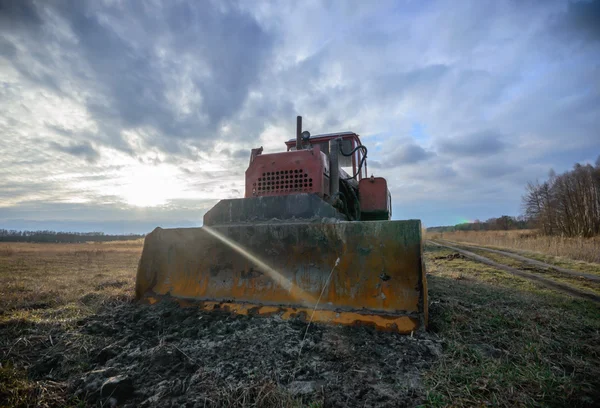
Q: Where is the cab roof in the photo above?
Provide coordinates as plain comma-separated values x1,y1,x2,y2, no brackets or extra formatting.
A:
285,131,358,144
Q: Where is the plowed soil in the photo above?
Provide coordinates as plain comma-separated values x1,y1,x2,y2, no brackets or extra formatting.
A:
22,301,441,407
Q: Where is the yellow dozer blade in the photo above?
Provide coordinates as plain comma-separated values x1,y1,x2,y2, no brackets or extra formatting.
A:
136,196,427,333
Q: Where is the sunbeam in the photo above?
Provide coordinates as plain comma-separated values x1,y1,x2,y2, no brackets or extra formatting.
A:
202,226,319,306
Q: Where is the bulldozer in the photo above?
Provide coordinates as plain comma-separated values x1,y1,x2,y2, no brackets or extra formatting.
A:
136,117,427,333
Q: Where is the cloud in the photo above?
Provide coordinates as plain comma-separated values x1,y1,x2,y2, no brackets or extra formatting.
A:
553,0,600,42
0,0,599,231
370,143,435,168
219,148,250,161
0,37,17,58
438,130,507,157
49,141,100,163
460,159,522,179
0,199,214,234
0,0,42,29
4,0,275,155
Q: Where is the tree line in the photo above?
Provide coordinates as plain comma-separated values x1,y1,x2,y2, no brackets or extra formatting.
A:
522,158,600,238
428,158,600,236
0,230,144,243
427,215,533,233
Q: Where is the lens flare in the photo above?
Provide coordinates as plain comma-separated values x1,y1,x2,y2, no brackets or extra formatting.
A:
202,226,318,306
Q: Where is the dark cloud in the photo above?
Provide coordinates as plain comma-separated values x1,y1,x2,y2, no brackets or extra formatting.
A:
0,37,17,58
6,0,274,155
49,141,100,163
438,130,506,157
0,0,42,29
555,0,600,42
74,0,272,151
370,143,435,168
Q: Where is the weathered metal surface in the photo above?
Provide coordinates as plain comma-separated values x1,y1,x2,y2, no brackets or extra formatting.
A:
359,177,391,220
203,194,345,226
245,148,330,198
136,220,427,332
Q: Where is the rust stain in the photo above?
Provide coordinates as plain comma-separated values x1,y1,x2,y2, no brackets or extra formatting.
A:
144,297,419,333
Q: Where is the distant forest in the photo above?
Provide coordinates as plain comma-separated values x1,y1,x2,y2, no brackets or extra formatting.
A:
427,215,533,233
0,230,144,243
430,158,600,238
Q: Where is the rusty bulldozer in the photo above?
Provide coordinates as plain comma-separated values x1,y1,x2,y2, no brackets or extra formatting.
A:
136,117,427,333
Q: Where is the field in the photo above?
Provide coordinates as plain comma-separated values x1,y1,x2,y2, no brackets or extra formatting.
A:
1,240,599,407
427,229,600,263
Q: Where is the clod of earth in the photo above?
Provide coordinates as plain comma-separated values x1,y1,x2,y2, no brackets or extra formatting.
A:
101,375,135,400
432,252,465,261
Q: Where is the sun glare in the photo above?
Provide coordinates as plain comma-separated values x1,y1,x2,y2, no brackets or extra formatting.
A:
117,164,186,207
203,226,318,306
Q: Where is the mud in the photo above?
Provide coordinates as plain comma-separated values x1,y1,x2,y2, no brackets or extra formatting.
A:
24,300,441,407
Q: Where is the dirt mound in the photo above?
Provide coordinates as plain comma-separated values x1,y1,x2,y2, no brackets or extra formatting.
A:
28,301,441,407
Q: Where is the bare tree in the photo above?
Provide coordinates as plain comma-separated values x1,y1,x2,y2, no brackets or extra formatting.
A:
523,161,600,237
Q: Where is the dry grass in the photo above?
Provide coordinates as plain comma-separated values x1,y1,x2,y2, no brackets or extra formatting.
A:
0,241,142,407
0,241,141,314
424,243,600,407
427,229,600,263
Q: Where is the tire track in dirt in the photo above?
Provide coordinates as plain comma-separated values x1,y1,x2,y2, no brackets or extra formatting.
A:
436,239,600,283
428,240,600,303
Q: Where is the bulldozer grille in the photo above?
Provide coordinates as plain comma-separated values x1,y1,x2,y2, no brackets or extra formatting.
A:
255,169,315,195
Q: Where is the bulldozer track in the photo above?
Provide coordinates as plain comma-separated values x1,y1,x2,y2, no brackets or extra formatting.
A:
434,239,600,283
428,240,600,303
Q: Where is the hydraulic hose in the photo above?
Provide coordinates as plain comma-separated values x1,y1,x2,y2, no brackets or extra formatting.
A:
340,144,367,180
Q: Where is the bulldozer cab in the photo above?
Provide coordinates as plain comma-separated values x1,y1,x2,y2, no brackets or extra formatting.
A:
285,132,367,181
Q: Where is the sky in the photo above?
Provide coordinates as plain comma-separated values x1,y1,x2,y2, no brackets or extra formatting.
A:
0,0,599,234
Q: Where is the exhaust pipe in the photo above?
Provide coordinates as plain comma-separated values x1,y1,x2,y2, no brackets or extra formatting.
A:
296,116,302,150
329,138,341,197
